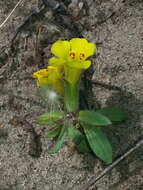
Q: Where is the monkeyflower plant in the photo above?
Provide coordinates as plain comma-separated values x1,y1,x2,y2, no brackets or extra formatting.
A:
33,38,126,163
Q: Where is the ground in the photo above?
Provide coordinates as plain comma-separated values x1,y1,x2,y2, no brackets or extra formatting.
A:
0,0,143,189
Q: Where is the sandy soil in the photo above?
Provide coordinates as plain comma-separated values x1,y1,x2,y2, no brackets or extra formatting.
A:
0,0,143,189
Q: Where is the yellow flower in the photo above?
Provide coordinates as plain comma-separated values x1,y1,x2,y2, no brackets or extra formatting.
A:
32,66,63,94
48,38,96,84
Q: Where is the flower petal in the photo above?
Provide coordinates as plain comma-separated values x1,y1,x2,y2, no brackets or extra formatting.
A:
82,60,92,69
48,57,64,71
51,40,70,58
32,67,63,94
46,66,63,94
33,69,49,86
47,66,61,83
37,78,49,86
70,38,96,59
48,57,63,66
67,60,91,69
32,69,49,79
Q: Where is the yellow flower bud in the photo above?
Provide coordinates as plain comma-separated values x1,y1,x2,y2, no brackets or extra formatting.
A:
32,66,63,94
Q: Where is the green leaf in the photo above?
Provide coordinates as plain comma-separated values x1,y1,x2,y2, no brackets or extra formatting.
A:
47,126,61,138
36,110,64,125
79,111,112,126
97,107,127,122
83,124,112,163
49,121,69,154
64,81,79,112
68,125,90,153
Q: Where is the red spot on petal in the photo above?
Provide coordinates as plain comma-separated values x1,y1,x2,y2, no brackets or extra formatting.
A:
38,72,43,75
79,53,85,60
69,52,76,59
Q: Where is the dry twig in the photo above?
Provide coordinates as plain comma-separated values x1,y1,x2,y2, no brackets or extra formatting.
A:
0,0,24,29
80,138,143,190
